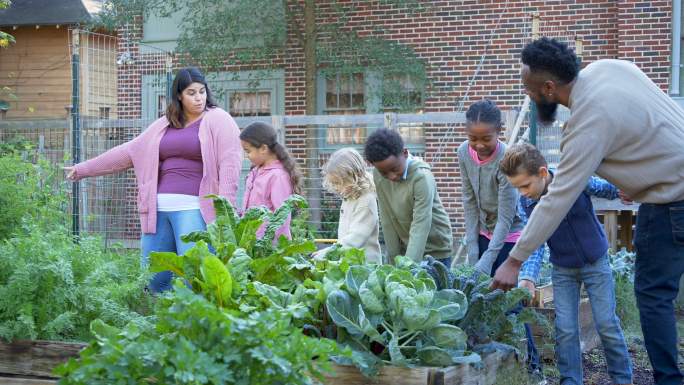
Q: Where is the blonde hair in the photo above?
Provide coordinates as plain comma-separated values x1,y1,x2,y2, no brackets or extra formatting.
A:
322,148,375,200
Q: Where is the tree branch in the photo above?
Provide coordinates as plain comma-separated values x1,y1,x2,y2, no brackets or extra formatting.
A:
284,0,305,48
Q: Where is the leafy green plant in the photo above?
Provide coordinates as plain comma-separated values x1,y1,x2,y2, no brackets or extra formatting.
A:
57,285,346,385
149,195,366,334
450,268,538,348
0,1,14,48
0,221,151,342
609,248,636,281
326,262,479,370
609,249,640,334
0,155,66,240
0,155,150,342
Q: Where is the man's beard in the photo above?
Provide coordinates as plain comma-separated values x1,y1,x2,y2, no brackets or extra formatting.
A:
536,96,558,125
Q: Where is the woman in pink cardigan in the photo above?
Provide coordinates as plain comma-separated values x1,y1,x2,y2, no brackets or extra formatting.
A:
65,67,242,293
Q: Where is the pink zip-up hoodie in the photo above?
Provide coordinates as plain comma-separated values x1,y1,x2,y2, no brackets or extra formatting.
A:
242,160,293,241
73,107,242,234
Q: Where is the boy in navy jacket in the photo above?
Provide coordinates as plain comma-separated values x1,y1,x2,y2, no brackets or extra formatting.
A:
501,143,633,385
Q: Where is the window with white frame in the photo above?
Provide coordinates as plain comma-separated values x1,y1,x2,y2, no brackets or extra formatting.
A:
317,70,425,148
229,91,272,117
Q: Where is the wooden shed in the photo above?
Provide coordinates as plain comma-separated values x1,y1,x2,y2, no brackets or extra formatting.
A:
0,0,115,120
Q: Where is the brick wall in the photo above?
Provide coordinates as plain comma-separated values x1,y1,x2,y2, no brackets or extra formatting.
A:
617,1,672,89
114,0,672,243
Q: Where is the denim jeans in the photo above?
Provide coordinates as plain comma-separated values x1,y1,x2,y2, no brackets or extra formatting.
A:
634,200,684,385
479,235,542,373
552,255,633,385
141,209,207,293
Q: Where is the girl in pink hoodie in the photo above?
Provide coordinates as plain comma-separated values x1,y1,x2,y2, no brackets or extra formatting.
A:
65,67,242,292
239,122,302,242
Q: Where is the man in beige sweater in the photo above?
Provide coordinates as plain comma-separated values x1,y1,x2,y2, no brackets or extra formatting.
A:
492,38,684,385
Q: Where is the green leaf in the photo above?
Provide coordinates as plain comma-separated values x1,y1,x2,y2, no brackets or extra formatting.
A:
414,269,438,292
416,346,453,366
427,324,467,350
149,251,185,277
207,216,237,254
385,269,414,288
358,281,384,314
357,304,383,342
394,255,417,270
235,218,263,252
180,230,211,244
263,195,308,243
250,254,289,288
385,281,414,317
422,309,442,331
332,349,381,378
250,281,291,308
432,289,468,322
322,276,343,299
206,194,239,228
345,265,370,298
227,248,252,294
388,335,409,366
366,268,387,300
89,319,120,340
415,289,434,308
180,240,214,283
200,255,233,307
278,239,316,257
325,290,364,339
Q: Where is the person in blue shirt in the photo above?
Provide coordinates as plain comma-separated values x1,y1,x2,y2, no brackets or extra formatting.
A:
500,143,633,385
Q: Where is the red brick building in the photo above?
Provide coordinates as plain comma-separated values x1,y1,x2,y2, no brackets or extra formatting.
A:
114,1,675,243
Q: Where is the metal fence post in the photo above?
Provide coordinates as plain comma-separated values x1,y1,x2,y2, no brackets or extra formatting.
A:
529,12,540,146
71,29,81,239
166,54,173,102
529,103,538,146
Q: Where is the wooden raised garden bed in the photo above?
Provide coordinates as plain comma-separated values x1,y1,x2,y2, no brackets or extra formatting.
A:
0,340,85,384
0,340,521,385
530,297,600,360
532,283,553,308
323,348,520,385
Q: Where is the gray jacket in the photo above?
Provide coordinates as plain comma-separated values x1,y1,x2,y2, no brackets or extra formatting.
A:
457,141,524,273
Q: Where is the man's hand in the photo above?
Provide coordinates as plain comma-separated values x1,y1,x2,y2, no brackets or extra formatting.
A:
618,190,633,205
518,279,536,306
490,257,523,291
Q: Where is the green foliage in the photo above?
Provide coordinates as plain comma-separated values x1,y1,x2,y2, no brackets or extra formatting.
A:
0,219,151,342
0,155,65,240
609,249,640,335
609,248,636,281
0,136,35,157
449,267,543,348
326,262,479,370
0,1,13,48
150,194,366,334
0,154,151,342
57,286,345,385
290,207,318,241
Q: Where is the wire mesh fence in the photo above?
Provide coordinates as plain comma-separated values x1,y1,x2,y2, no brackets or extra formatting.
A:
528,14,579,168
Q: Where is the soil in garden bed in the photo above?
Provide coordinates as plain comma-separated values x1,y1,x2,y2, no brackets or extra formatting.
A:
544,313,684,385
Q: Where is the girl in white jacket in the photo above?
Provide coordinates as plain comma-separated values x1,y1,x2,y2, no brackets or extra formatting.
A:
314,148,381,263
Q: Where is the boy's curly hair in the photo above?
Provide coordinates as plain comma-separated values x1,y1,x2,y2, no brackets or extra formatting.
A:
364,128,404,163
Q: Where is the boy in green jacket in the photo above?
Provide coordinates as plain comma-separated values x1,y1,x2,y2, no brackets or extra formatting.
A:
364,128,454,265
